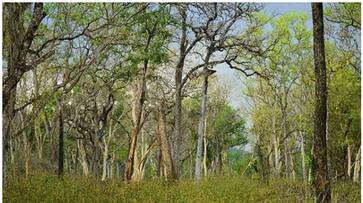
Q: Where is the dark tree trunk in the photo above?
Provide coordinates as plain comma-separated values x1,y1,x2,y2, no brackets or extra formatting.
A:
92,139,101,177
311,3,331,202
215,142,223,175
57,98,64,177
3,3,24,184
3,3,45,184
173,7,187,178
174,70,183,178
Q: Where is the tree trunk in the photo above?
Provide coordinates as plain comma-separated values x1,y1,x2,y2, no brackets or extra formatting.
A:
44,111,58,166
273,133,281,178
3,3,45,185
189,155,193,178
34,120,44,160
101,119,115,181
272,95,281,178
9,138,15,165
78,139,89,176
267,140,274,176
290,150,295,181
215,142,223,175
23,130,31,178
347,143,352,179
157,149,163,177
300,132,307,183
195,68,215,182
311,3,331,202
92,137,101,177
3,3,24,184
125,75,147,181
157,108,175,180
19,112,31,178
282,111,290,179
173,7,188,178
57,97,64,177
203,115,208,177
125,128,138,181
101,137,110,181
353,146,361,183
203,131,208,177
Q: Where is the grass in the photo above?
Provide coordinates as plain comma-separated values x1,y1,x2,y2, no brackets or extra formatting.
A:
4,173,360,203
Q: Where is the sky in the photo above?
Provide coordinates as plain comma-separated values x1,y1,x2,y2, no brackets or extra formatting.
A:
215,3,312,108
214,3,313,152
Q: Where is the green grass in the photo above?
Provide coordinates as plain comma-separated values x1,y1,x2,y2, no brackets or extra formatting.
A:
4,173,360,203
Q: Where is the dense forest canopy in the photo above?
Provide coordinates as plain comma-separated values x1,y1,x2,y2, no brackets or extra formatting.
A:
2,2,361,202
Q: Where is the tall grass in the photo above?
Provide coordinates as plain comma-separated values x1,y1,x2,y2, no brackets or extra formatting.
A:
4,173,360,202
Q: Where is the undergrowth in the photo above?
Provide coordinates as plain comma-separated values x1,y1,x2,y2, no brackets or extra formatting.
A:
4,173,360,203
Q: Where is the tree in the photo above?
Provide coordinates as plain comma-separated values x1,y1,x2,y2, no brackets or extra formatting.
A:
195,68,216,182
171,3,264,178
311,3,331,202
3,3,46,183
124,4,171,181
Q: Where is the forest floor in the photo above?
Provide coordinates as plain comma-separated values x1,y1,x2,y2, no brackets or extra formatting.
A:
4,173,360,202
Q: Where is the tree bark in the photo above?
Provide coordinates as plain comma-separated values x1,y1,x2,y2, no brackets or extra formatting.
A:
3,3,46,184
353,146,361,183
300,132,307,183
311,3,331,202
34,120,44,160
203,119,208,177
23,133,31,178
44,111,58,166
214,142,223,175
282,110,290,179
347,142,352,179
3,3,25,184
290,149,295,181
77,139,89,176
57,97,64,177
92,132,102,177
157,108,175,180
272,95,281,178
173,6,187,178
195,68,215,182
101,120,113,181
125,64,148,181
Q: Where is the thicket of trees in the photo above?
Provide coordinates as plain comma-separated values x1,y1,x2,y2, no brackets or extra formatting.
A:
2,2,360,201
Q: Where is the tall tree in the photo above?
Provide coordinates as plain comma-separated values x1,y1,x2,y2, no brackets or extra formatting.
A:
3,3,46,183
124,4,171,181
311,3,331,202
195,68,216,182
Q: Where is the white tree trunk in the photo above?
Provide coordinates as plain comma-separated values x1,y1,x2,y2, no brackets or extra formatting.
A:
353,146,361,182
347,143,352,179
101,140,109,181
78,139,89,176
203,116,208,177
195,68,213,182
300,131,307,183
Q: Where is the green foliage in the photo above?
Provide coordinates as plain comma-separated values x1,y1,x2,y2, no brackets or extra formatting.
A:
227,151,255,175
211,104,247,147
325,3,361,29
126,4,172,70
